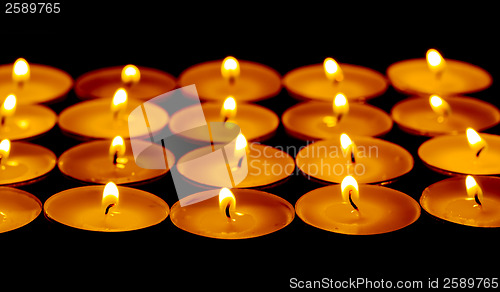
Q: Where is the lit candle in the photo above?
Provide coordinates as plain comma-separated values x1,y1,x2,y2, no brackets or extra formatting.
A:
0,139,56,186
169,98,279,142
418,128,500,175
0,58,73,104
58,88,169,139
420,176,500,227
58,137,174,184
282,98,393,140
391,95,500,136
170,188,294,239
177,134,295,188
295,176,420,235
387,48,492,96
178,56,281,102
282,57,388,102
295,134,413,184
43,182,170,232
0,94,57,140
0,187,42,233
75,64,176,101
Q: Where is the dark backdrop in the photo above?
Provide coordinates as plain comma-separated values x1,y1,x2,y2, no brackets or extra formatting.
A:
1,2,499,289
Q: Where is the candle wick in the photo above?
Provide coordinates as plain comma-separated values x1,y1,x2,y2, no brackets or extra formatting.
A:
228,76,235,86
113,151,118,165
348,190,359,212
350,151,356,164
224,202,232,220
0,116,5,127
105,203,115,215
476,146,485,158
474,193,483,207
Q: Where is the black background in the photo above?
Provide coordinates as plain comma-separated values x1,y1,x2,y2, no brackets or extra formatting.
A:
1,2,499,289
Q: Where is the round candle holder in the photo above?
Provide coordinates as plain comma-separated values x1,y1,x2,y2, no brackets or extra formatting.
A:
178,59,281,102
295,184,420,235
75,65,177,101
58,139,174,185
44,185,170,232
295,136,413,184
282,63,388,102
177,143,295,188
170,188,294,239
418,133,500,175
0,187,42,233
58,98,169,140
421,176,500,227
0,141,56,186
391,96,500,136
282,101,393,140
0,62,73,104
169,102,279,142
387,58,492,97
0,104,57,140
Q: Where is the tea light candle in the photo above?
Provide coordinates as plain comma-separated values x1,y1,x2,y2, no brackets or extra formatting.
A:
58,137,175,184
282,58,388,102
387,49,492,96
43,182,170,232
58,88,169,139
0,58,73,104
75,64,177,100
170,188,294,239
295,134,413,184
0,139,56,186
178,56,282,102
282,97,393,140
0,94,57,140
392,95,500,136
418,128,500,175
295,176,420,235
169,97,279,142
421,175,500,227
0,187,42,233
177,138,295,188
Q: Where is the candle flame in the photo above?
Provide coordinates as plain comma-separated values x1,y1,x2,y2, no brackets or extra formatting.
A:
341,175,359,212
220,96,237,122
465,175,484,207
333,92,349,119
1,95,17,125
0,139,10,164
109,136,127,166
121,64,141,85
426,49,446,78
219,187,236,220
429,95,451,123
12,58,30,84
235,133,247,151
340,133,356,163
323,57,344,83
102,182,119,213
111,88,128,119
466,128,487,157
221,56,240,84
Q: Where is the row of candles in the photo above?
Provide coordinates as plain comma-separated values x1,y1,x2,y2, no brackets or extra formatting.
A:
0,50,499,238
